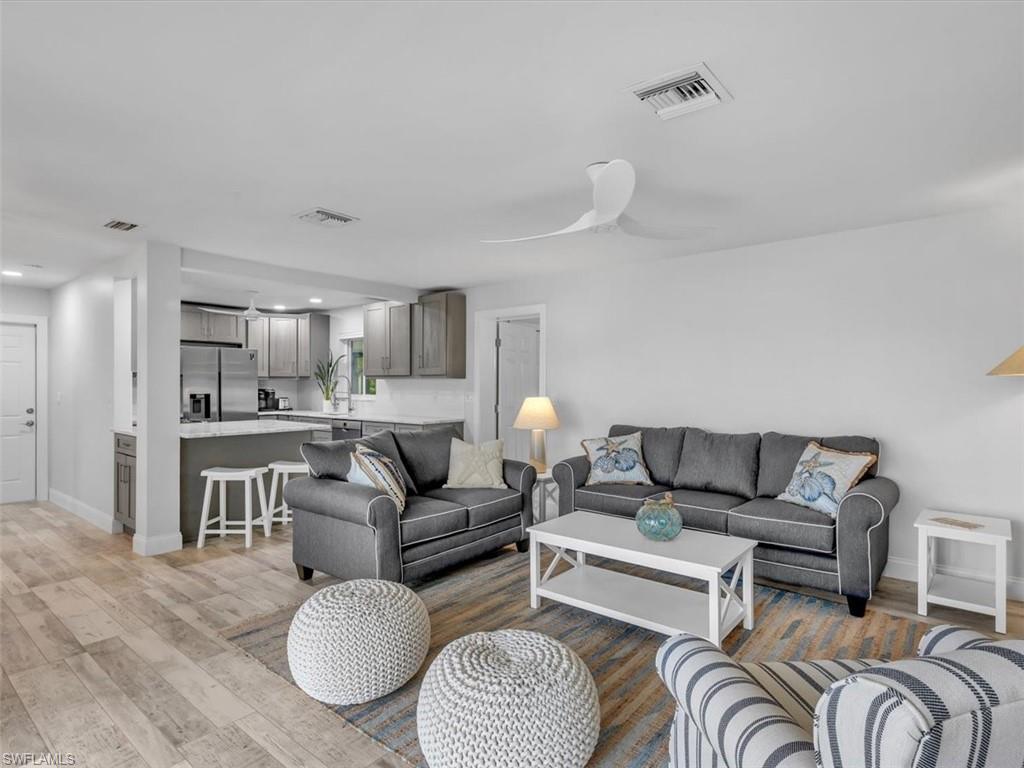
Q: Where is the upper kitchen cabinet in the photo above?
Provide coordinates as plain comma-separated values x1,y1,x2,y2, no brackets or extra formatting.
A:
246,317,270,377
180,304,245,345
413,291,466,377
247,313,329,379
364,302,411,377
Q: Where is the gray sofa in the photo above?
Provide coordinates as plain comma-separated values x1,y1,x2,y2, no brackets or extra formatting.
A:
553,425,899,616
284,425,537,584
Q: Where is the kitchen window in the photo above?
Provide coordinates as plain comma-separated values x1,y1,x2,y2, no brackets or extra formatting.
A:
345,338,376,396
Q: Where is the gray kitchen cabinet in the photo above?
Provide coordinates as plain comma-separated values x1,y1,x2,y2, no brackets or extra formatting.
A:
361,420,396,435
299,313,331,377
298,315,311,377
413,291,466,377
181,304,245,345
363,302,411,377
181,305,205,342
268,317,298,377
113,433,136,530
246,316,270,377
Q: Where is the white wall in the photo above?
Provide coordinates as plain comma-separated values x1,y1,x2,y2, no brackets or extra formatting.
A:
463,203,1024,593
1,284,50,316
48,273,117,529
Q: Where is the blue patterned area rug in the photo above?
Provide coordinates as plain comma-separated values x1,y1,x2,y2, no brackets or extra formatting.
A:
224,547,929,767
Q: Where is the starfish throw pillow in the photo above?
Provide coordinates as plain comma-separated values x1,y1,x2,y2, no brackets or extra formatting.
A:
776,441,877,518
444,438,508,489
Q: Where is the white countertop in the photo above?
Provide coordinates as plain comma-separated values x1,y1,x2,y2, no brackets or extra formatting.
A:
112,426,137,436
260,410,463,425
180,419,331,439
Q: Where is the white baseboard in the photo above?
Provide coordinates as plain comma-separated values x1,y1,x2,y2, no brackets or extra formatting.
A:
885,556,1024,602
133,531,183,556
48,488,123,534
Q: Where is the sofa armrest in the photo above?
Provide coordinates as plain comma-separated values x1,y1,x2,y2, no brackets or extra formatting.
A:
815,640,1024,768
917,624,995,656
503,459,537,494
283,477,399,528
552,455,590,517
657,634,815,768
836,476,899,599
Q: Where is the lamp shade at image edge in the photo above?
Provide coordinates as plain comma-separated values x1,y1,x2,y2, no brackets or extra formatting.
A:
988,346,1024,376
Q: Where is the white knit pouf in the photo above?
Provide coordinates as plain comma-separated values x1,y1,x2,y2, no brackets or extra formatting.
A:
417,629,600,768
287,579,430,705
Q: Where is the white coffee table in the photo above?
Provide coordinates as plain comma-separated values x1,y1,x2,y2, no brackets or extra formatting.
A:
915,509,1013,633
527,511,756,646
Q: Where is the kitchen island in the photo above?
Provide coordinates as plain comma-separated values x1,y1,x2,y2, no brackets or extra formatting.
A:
179,419,330,543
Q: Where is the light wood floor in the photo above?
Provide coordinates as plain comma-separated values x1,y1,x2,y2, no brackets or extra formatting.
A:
2,500,1020,767
0,499,402,768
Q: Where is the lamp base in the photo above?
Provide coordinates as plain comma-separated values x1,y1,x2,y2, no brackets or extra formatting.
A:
529,429,547,473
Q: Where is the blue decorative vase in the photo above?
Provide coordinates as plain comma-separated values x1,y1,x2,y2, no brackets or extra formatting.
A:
636,493,682,541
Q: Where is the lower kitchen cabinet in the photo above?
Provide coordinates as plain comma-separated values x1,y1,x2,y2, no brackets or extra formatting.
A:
113,433,136,530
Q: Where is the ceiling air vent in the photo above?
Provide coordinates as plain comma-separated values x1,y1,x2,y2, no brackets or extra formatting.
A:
104,219,140,231
631,63,732,120
296,207,360,227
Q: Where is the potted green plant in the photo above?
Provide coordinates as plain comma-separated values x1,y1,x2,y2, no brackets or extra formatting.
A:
314,355,342,413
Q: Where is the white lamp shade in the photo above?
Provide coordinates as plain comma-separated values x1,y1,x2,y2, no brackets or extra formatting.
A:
988,346,1024,376
513,396,560,430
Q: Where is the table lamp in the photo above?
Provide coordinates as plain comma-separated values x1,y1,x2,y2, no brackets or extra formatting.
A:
988,346,1024,376
513,396,560,472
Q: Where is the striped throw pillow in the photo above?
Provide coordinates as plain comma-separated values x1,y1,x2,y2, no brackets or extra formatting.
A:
348,444,407,512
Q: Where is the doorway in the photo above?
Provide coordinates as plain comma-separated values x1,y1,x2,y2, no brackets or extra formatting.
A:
487,314,542,461
1,323,38,502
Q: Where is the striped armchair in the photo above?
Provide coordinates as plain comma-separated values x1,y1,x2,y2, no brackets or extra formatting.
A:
656,625,1024,768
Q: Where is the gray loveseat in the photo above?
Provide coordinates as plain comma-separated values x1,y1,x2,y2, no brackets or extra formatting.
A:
284,425,537,584
553,425,899,616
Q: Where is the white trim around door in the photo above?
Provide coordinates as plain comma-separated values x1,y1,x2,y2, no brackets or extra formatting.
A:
0,313,49,503
472,303,546,445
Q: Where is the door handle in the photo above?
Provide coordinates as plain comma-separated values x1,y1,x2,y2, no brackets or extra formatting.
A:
26,407,34,414
24,420,34,427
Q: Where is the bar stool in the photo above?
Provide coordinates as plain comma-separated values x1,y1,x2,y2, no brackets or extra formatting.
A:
197,467,270,549
267,460,310,525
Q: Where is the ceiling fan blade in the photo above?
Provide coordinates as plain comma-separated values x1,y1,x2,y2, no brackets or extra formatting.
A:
482,210,597,243
591,159,636,223
198,306,243,316
618,214,714,240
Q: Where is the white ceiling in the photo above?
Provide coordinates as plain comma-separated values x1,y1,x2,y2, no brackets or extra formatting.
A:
2,1,1022,292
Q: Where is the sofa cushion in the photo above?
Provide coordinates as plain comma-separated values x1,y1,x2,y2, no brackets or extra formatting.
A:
401,514,522,566
394,425,462,492
728,497,835,553
757,432,820,498
573,484,671,517
647,489,746,534
608,425,686,486
425,487,522,528
674,428,761,499
301,431,417,493
822,435,880,478
398,495,467,546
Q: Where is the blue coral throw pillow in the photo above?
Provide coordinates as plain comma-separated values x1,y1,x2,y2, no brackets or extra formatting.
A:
777,441,876,518
582,431,653,486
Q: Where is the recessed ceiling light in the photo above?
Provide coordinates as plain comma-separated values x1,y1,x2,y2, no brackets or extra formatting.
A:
273,305,286,311
1,270,23,277
309,298,323,304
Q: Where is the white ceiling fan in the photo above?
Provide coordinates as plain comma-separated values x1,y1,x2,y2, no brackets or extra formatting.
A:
198,290,264,320
482,159,711,243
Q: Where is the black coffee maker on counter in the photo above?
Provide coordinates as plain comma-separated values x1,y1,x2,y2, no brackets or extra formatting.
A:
258,388,278,411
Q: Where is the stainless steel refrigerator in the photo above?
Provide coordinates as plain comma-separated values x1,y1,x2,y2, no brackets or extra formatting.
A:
181,347,257,422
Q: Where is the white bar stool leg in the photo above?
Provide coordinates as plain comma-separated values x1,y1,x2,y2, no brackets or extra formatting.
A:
268,469,281,524
281,473,292,523
197,477,214,549
257,473,271,537
244,478,253,548
219,480,227,538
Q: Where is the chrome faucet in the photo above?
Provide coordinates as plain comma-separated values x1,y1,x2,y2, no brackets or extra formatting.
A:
333,375,352,415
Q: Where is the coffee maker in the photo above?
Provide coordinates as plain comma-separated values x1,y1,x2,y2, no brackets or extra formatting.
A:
258,388,277,411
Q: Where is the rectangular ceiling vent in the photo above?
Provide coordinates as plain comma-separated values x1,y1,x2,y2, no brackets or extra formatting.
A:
104,219,140,231
296,207,360,227
631,63,732,120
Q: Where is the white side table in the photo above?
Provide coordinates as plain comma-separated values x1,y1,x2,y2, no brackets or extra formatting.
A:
533,471,558,523
915,509,1012,634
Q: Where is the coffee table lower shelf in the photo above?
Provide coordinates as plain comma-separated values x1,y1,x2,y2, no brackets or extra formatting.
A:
535,564,746,638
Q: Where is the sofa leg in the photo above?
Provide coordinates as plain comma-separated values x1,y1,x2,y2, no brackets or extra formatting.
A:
295,564,313,581
846,595,867,617
515,539,530,553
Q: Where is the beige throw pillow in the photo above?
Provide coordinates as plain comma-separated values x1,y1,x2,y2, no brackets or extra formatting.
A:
444,438,508,489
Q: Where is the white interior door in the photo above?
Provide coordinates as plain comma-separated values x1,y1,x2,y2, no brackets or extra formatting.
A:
1,323,37,502
497,318,540,461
